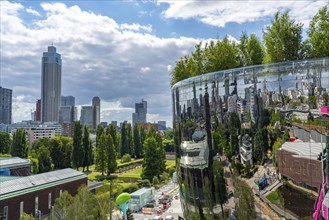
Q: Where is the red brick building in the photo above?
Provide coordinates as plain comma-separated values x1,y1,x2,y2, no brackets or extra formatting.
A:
0,168,87,220
278,141,325,191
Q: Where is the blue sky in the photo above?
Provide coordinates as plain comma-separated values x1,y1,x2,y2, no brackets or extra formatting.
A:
1,0,327,125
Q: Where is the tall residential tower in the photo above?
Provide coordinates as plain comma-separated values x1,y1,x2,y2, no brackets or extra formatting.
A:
0,87,12,124
41,46,62,123
132,100,147,126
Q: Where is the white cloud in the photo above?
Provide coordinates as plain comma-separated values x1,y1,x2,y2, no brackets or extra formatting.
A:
167,65,172,72
141,67,150,72
120,23,152,32
157,0,328,28
26,7,41,17
1,1,202,124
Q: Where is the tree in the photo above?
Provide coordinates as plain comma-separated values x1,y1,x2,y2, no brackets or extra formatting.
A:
121,153,131,163
139,126,146,156
263,11,303,63
82,126,93,172
121,123,129,156
108,124,118,155
213,160,227,217
234,177,256,220
0,132,11,154
133,124,142,158
228,112,240,156
96,133,107,175
106,134,117,175
72,121,83,170
11,128,28,158
68,186,95,220
37,145,52,173
127,123,133,155
50,137,63,169
142,137,161,181
308,6,329,58
272,138,282,167
253,128,269,163
152,176,160,187
52,191,74,220
247,33,263,65
321,92,329,106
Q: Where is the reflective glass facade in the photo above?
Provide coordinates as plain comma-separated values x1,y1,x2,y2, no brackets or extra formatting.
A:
172,58,329,219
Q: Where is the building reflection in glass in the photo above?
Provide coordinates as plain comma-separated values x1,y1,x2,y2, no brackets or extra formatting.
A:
171,58,329,219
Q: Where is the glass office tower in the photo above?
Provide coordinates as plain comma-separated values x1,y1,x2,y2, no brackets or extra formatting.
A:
172,58,329,219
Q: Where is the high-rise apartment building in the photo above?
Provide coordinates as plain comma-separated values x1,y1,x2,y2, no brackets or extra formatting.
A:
80,106,93,128
61,96,75,106
59,95,77,124
92,96,100,129
41,46,62,123
132,100,147,126
0,87,12,124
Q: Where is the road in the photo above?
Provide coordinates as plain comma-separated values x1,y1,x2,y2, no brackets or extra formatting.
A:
132,181,183,220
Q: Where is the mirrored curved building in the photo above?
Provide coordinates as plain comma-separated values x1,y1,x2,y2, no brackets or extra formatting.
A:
172,58,329,219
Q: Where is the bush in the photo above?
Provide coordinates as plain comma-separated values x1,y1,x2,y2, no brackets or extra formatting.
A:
96,175,118,181
152,176,160,186
121,154,131,163
166,167,176,176
139,179,151,188
123,183,139,193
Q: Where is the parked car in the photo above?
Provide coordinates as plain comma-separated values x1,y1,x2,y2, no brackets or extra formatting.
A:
153,216,163,220
164,216,174,220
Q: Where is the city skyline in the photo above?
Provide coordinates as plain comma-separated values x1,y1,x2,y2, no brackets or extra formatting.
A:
0,0,327,125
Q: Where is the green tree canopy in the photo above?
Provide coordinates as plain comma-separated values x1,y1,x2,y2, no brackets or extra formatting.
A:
82,126,93,171
0,132,11,154
11,128,28,158
72,121,83,170
308,6,329,58
263,11,303,63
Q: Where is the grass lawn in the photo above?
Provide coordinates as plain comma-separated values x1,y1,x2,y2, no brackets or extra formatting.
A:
266,190,283,206
117,167,142,179
166,160,176,169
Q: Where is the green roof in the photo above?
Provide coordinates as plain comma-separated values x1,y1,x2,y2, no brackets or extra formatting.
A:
0,168,87,200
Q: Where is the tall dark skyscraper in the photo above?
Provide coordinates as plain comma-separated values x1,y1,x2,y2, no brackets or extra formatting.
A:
0,87,12,124
41,46,62,123
132,100,147,126
92,96,100,129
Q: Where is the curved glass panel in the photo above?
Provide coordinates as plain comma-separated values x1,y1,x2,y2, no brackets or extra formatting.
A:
172,58,329,219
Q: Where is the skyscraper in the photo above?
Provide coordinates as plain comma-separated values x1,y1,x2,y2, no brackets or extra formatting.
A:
80,106,93,128
0,87,12,124
61,96,75,107
132,100,147,126
92,96,100,129
41,46,62,123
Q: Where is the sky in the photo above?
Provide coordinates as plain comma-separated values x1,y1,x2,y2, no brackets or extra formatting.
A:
1,0,328,126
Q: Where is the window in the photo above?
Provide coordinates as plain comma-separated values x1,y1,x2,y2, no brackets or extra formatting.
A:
20,201,24,217
35,196,39,215
3,206,8,220
48,193,52,209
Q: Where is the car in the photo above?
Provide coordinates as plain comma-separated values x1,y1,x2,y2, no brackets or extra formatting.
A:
164,216,174,220
153,216,163,220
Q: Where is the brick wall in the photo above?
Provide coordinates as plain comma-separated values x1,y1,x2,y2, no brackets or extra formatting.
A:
0,177,87,220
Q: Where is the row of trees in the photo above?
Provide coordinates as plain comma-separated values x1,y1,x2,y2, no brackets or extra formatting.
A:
171,7,329,85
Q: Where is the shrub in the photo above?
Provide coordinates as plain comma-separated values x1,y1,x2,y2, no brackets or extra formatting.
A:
139,179,151,188
121,154,131,163
123,183,139,193
152,176,160,186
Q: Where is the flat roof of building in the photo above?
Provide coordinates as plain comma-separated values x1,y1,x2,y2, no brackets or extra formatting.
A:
279,141,325,160
0,157,31,169
130,187,154,197
0,175,23,183
0,168,86,200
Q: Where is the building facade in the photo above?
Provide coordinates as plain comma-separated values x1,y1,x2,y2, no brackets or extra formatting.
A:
25,127,55,145
0,169,87,220
171,58,329,218
0,87,12,124
132,100,147,126
61,96,75,107
41,46,62,123
80,106,93,128
92,96,100,129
